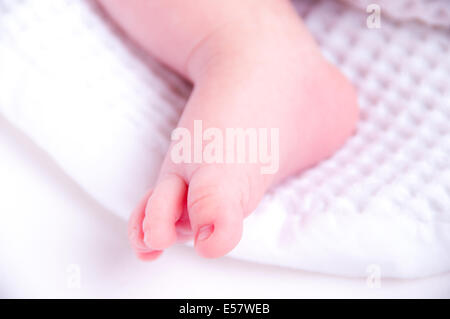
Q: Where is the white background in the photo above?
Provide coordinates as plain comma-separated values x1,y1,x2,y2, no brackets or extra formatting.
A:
1,116,449,298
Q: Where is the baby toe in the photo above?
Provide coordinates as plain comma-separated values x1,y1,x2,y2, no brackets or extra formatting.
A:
142,174,187,250
187,168,246,258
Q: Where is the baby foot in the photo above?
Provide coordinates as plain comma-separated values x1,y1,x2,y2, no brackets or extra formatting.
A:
128,19,358,260
100,0,359,259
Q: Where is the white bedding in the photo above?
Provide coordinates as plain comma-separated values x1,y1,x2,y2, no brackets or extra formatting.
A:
1,116,449,298
0,0,449,279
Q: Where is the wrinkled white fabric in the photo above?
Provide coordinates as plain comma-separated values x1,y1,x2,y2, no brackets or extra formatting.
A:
0,0,449,278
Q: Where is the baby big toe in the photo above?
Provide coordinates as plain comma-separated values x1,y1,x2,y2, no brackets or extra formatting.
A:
187,169,245,258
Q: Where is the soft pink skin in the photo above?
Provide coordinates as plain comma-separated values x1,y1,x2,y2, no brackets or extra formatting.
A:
98,0,359,259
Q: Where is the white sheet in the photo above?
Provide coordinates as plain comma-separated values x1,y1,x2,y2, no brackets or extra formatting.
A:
0,0,449,279
1,117,449,298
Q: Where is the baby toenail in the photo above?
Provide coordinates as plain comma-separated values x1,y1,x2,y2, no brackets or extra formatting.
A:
196,225,214,242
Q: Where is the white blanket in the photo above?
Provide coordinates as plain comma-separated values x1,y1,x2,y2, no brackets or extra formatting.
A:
1,0,449,278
